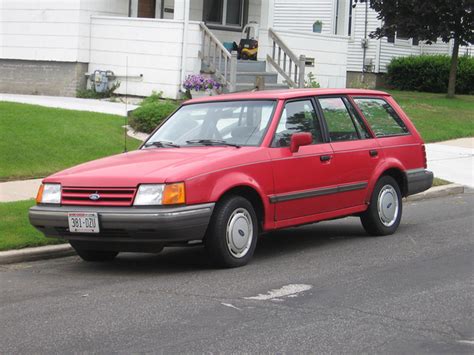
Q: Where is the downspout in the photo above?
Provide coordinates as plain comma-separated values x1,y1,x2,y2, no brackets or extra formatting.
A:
361,0,368,82
180,0,190,95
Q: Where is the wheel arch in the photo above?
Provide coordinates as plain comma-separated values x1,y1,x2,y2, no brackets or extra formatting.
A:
216,185,266,232
367,160,408,202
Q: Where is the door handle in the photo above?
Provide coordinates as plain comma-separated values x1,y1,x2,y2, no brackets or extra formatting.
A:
369,150,378,157
320,155,331,162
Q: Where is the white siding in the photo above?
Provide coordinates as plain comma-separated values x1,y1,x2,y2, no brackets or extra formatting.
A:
0,0,128,63
1,0,82,62
273,0,335,35
346,5,380,72
259,29,348,88
77,0,129,62
88,16,202,99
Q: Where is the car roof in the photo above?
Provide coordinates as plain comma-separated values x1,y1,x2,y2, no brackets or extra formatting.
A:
184,88,390,104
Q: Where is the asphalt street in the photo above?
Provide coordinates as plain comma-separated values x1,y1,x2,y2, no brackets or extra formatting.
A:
1,194,473,353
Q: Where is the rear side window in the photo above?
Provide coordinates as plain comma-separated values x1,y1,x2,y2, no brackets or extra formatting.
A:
273,100,323,147
353,98,409,137
318,97,359,142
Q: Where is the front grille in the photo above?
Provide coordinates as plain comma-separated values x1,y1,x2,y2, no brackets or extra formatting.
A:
61,187,136,206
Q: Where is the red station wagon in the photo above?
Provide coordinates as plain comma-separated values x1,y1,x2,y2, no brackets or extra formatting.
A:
29,89,433,267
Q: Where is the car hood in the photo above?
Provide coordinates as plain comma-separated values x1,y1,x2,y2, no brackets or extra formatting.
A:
45,147,256,187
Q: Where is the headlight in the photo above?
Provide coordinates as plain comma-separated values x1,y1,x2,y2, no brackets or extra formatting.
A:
36,183,61,204
134,183,185,206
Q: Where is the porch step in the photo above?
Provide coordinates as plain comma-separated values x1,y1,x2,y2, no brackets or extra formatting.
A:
236,71,278,84
202,60,266,74
235,60,266,72
235,82,289,92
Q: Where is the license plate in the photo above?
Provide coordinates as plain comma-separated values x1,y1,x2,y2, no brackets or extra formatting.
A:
68,213,99,233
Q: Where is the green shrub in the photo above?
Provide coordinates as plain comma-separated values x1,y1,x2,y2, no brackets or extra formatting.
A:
386,55,474,94
129,92,179,133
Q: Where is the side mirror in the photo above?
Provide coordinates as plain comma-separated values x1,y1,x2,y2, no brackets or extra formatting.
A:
290,132,313,153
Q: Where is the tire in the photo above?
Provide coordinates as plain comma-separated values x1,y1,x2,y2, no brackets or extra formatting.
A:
70,242,119,262
360,175,403,236
205,195,258,268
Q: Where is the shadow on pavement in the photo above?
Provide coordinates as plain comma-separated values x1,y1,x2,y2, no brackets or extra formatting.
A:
68,217,370,274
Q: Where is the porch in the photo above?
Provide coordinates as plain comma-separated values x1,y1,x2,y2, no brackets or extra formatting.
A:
87,0,349,98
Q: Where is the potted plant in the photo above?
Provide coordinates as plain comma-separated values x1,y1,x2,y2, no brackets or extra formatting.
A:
313,20,323,33
183,74,221,98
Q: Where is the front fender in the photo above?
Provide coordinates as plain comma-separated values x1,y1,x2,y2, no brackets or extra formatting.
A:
185,165,275,230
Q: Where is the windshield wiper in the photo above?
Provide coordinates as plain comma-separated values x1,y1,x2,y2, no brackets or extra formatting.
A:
185,139,241,148
144,140,180,148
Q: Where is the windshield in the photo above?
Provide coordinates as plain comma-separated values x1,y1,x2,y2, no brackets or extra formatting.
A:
143,100,275,148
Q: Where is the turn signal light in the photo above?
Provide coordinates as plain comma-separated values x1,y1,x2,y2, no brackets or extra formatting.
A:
35,184,44,204
162,183,186,205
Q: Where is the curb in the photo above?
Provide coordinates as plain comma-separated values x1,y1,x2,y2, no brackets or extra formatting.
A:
0,184,465,265
0,244,74,265
406,183,465,202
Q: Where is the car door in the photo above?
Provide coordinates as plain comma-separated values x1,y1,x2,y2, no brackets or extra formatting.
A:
268,98,338,221
315,96,380,209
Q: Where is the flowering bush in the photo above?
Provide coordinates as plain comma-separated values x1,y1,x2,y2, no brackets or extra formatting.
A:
183,74,221,92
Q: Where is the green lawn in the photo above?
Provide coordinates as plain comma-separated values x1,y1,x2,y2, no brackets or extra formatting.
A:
387,90,474,143
0,102,141,181
0,200,65,251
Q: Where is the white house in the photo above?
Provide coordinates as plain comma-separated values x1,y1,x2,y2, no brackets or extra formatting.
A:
0,0,468,98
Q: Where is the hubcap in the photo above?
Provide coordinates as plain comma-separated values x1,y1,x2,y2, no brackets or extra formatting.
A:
226,208,253,258
377,184,399,227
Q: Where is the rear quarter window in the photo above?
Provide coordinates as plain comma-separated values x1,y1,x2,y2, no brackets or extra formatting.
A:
353,98,409,137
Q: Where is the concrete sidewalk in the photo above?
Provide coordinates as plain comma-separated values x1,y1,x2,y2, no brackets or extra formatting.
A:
426,138,474,188
0,93,137,116
0,179,43,202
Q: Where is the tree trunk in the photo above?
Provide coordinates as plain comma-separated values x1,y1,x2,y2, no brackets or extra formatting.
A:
447,37,460,98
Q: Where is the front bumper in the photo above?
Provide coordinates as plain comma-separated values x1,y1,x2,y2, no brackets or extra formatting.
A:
406,169,434,196
29,203,215,248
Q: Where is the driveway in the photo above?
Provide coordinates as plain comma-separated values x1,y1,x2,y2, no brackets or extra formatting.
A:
1,194,473,353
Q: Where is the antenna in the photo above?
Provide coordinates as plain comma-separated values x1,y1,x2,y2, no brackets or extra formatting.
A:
124,56,128,153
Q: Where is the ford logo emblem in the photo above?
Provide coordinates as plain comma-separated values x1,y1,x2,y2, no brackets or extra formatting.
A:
89,193,100,201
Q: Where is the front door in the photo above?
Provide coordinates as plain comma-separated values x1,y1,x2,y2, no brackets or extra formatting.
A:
138,0,156,18
316,96,380,209
269,98,337,221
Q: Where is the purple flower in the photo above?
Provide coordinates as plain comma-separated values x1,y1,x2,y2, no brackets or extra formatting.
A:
183,74,221,91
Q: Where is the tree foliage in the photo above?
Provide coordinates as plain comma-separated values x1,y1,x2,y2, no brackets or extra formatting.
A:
360,0,474,97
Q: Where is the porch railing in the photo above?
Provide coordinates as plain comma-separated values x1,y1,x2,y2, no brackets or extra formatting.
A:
267,28,305,88
199,23,237,92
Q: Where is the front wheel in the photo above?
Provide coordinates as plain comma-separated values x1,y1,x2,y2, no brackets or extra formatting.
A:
205,195,258,268
360,175,402,236
70,242,119,262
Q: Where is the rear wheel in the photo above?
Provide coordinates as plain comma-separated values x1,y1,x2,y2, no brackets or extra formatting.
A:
70,242,118,262
205,195,258,268
361,175,402,236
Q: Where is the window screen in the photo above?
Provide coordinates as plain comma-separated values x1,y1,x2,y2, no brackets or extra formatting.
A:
273,100,322,147
353,98,409,137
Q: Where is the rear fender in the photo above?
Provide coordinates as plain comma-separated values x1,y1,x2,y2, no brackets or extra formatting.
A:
366,158,406,203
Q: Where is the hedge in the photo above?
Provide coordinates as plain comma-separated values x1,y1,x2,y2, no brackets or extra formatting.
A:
129,92,179,133
386,55,474,94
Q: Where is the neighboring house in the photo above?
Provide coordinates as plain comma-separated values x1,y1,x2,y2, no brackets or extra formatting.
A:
0,0,470,99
